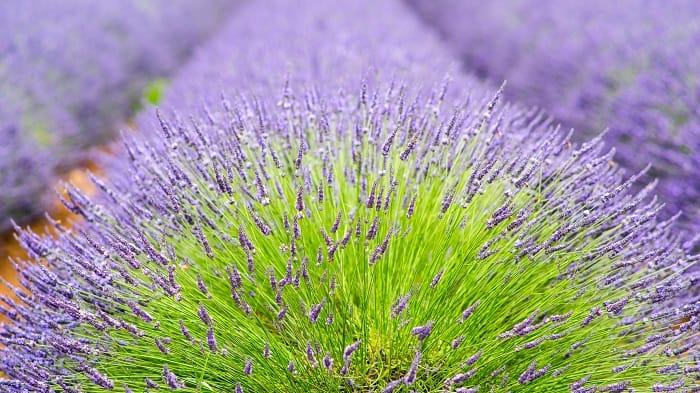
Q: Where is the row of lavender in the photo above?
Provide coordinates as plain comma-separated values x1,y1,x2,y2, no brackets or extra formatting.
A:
2,0,697,392
0,0,238,230
407,0,700,242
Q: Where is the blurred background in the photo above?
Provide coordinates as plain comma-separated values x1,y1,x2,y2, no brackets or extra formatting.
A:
1,0,699,297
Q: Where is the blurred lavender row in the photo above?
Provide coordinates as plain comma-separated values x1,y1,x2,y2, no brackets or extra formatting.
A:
0,0,238,230
407,0,700,240
137,0,482,119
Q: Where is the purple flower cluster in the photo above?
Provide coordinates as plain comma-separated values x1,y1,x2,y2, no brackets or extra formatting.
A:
408,0,700,238
0,0,237,229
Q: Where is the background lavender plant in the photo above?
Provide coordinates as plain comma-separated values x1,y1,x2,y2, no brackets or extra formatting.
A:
0,0,237,230
406,0,700,240
1,0,697,391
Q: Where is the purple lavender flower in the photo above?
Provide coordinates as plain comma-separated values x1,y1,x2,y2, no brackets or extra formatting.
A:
243,358,253,376
411,321,434,341
163,364,184,389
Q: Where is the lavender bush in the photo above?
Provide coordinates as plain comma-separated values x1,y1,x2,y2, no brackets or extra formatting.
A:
1,0,698,391
407,0,700,239
4,81,699,392
0,0,237,230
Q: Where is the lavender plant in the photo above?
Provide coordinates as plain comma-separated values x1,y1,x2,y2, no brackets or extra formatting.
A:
406,0,700,238
1,0,697,391
2,80,698,392
0,0,237,229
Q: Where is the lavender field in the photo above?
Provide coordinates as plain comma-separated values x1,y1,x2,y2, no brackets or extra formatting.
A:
0,1,697,391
